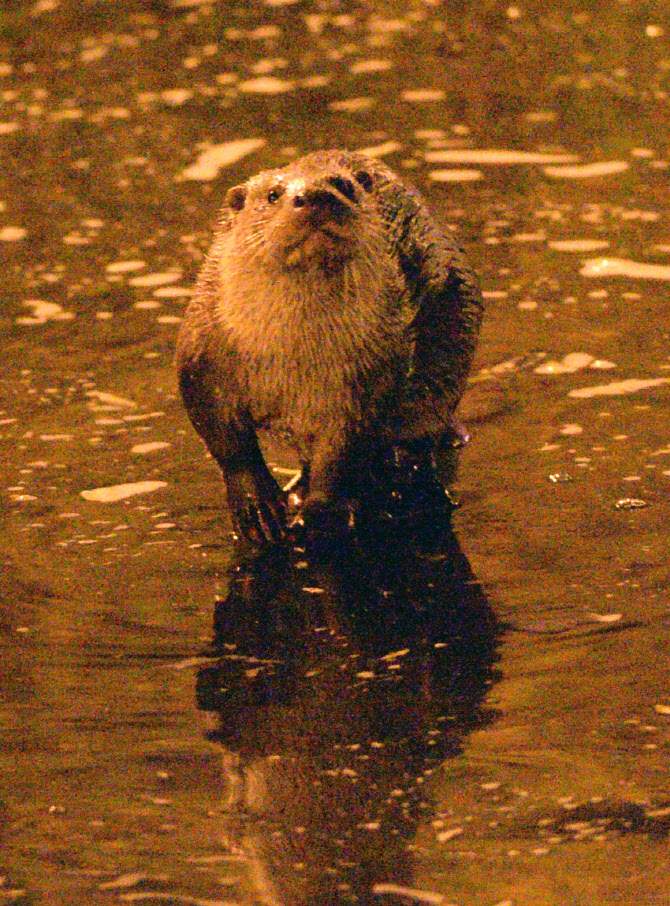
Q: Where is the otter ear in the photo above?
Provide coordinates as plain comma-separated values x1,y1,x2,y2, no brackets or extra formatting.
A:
226,184,248,212
353,169,374,192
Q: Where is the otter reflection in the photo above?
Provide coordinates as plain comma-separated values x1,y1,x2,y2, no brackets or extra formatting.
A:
197,530,499,906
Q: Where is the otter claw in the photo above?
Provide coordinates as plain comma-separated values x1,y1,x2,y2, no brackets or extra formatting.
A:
233,494,284,545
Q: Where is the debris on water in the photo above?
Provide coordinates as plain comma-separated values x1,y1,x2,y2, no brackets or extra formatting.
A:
614,498,648,510
544,160,629,179
99,873,165,890
429,168,483,183
654,704,670,716
372,882,453,905
534,352,594,375
549,239,610,252
587,612,623,623
591,359,617,369
105,260,146,274
569,378,670,398
437,827,464,842
179,138,266,181
358,140,402,157
380,648,410,661
329,96,376,112
239,76,294,94
402,88,445,102
15,300,74,325
424,149,578,165
0,226,26,240
131,442,171,454
580,257,670,280
81,481,168,503
85,390,137,409
129,272,182,288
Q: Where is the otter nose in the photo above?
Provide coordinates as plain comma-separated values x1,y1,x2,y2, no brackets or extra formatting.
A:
293,175,358,220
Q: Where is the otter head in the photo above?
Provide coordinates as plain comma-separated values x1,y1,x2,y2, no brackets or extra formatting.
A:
223,163,378,272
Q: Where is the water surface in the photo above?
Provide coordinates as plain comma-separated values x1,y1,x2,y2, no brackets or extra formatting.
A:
1,2,670,904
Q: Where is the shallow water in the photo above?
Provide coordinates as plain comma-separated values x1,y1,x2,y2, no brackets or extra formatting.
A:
1,2,670,904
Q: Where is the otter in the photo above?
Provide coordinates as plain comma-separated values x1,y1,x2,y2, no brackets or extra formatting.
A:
176,150,483,544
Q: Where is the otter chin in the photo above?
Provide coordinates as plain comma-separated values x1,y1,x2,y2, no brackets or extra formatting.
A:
176,150,484,546
282,219,355,269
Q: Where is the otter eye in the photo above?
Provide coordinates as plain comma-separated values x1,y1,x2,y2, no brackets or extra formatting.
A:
267,186,284,205
226,185,247,212
354,169,374,193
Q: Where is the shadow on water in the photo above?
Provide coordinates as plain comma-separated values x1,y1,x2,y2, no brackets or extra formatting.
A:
196,526,500,906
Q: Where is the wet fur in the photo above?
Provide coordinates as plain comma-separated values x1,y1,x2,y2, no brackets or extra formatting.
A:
176,150,484,542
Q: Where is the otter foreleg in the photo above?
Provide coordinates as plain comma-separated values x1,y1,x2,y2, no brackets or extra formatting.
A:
178,361,286,545
294,424,357,538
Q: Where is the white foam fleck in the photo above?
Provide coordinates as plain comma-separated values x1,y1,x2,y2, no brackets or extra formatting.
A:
526,110,557,123
357,141,402,158
401,89,446,102
81,481,167,503
239,77,294,94
179,138,265,181
425,149,578,165
152,286,192,298
161,89,193,105
429,169,483,183
0,226,26,241
588,612,623,624
580,257,670,280
156,315,182,324
51,108,83,122
372,884,447,905
544,160,629,179
131,442,171,454
535,353,594,375
513,231,546,242
128,271,181,287
415,129,446,140
350,59,393,74
329,97,375,112
560,424,583,435
106,260,146,274
0,122,19,135
80,45,107,63
16,300,74,325
591,359,617,370
62,232,93,246
549,239,610,252
569,378,670,399
300,75,330,89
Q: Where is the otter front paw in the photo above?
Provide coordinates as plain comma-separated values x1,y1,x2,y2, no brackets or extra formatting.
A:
225,471,287,546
